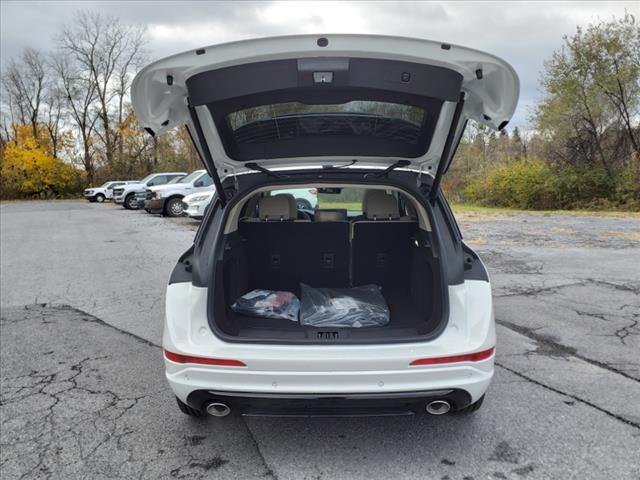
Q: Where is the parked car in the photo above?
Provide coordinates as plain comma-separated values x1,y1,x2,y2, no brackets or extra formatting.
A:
113,172,187,210
272,188,317,210
131,34,518,418
83,181,134,202
182,190,215,220
135,175,186,210
145,170,214,216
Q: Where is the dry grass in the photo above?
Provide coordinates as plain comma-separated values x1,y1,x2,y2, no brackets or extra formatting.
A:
451,203,640,218
599,230,640,241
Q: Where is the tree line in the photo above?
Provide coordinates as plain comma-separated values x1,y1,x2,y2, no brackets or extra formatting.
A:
0,11,199,198
1,11,638,209
447,13,639,210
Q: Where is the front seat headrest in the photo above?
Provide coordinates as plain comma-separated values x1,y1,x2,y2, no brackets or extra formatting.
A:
363,190,400,220
258,196,292,221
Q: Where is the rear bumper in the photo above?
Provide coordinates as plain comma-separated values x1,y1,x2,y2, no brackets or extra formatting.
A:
146,198,165,213
166,358,494,408
186,388,472,416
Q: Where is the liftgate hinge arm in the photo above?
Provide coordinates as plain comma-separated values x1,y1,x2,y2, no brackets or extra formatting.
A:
429,92,466,203
187,99,228,207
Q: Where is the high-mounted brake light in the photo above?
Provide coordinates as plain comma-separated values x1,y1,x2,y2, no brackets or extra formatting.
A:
410,347,494,366
164,350,246,367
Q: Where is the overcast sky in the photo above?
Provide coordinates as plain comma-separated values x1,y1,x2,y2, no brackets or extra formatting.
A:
1,1,637,128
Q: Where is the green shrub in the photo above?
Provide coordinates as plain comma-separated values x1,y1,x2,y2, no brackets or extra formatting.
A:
614,156,640,210
462,159,556,209
550,165,615,209
459,158,639,211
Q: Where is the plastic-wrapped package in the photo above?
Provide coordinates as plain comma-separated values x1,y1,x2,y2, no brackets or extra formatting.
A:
231,290,300,322
300,284,389,328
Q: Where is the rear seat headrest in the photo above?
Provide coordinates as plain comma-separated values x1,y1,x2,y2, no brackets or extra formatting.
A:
363,190,400,220
275,194,298,220
258,196,292,221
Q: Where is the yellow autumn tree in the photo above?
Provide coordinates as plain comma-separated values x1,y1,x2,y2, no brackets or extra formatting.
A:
0,124,84,199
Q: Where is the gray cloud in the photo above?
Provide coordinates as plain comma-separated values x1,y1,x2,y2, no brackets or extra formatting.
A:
1,1,637,127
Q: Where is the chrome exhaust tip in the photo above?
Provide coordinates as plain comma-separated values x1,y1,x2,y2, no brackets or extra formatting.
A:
426,400,451,415
206,402,231,417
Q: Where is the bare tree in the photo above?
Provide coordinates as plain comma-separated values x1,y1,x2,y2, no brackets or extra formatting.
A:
1,48,47,142
0,97,15,147
57,11,147,167
52,53,100,183
41,85,66,158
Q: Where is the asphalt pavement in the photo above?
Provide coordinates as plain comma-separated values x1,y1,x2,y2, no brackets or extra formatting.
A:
1,201,639,479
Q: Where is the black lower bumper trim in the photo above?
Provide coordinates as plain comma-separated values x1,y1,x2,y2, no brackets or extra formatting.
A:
186,389,472,417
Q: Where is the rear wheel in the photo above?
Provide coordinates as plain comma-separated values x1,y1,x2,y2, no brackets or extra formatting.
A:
176,397,204,417
455,395,485,414
296,198,312,210
124,193,138,210
95,193,105,203
165,197,185,217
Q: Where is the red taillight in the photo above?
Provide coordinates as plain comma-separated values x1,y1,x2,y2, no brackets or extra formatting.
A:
308,188,317,195
164,350,246,367
409,347,495,366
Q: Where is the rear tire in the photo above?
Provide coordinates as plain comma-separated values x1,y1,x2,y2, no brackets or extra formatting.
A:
124,193,138,210
95,193,105,203
176,397,204,417
296,198,312,210
455,395,485,414
165,197,185,217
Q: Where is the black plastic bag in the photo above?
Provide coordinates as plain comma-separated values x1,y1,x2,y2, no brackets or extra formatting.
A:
231,290,300,322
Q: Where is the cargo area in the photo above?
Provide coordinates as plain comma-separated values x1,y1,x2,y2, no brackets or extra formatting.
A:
209,188,447,343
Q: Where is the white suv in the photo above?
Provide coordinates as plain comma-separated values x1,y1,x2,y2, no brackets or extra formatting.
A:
113,172,187,210
83,181,133,202
132,34,518,418
145,170,214,216
183,190,215,219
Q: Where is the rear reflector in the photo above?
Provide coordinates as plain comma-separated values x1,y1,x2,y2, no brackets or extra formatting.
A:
410,347,494,366
164,350,246,367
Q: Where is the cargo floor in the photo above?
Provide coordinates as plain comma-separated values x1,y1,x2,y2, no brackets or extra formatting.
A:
234,288,430,339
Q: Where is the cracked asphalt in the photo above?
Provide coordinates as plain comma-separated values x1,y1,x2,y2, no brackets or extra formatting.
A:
1,201,639,479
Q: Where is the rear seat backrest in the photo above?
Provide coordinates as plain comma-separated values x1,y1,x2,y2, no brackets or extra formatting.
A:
239,222,350,291
235,189,416,292
352,190,417,286
238,215,350,291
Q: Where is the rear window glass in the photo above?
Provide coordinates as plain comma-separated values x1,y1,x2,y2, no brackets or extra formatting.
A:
265,187,403,215
226,101,425,147
227,101,424,134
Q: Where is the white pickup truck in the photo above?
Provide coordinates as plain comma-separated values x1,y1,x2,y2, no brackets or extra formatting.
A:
113,172,187,210
145,170,214,216
83,181,134,202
